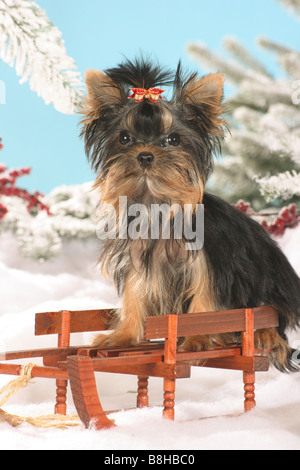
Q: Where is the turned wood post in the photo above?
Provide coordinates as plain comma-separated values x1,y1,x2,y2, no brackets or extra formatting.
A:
163,314,178,420
137,376,149,408
55,310,71,415
242,308,256,412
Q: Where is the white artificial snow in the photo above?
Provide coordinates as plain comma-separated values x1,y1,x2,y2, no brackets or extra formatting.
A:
0,226,299,450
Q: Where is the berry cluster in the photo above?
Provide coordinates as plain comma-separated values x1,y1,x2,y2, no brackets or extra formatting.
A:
261,205,299,236
234,200,254,215
235,200,299,237
0,140,51,219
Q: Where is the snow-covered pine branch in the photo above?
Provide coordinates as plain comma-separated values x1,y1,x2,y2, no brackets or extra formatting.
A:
0,0,85,114
187,42,259,85
188,7,300,209
223,36,272,78
255,171,300,201
276,0,300,18
0,181,99,260
258,37,300,79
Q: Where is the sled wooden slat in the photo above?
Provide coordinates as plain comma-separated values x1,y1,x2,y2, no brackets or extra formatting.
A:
35,308,113,336
91,360,191,379
145,306,279,340
193,355,270,372
2,346,80,362
176,346,242,362
0,362,69,380
0,305,279,429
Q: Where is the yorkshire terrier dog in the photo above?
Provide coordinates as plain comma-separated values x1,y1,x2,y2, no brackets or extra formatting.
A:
80,57,300,372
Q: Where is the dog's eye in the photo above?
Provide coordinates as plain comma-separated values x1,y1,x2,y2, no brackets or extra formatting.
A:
169,133,180,146
119,132,132,145
162,133,180,147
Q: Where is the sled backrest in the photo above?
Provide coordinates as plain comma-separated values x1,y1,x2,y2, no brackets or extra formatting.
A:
35,309,113,347
145,306,279,340
35,305,279,343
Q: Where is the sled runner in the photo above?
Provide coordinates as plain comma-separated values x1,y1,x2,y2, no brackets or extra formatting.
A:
0,306,278,429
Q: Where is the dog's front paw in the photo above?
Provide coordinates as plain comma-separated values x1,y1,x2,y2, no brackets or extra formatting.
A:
91,331,138,348
178,335,213,352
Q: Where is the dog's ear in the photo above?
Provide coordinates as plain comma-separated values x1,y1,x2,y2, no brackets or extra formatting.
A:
81,69,122,122
183,73,224,110
182,73,226,133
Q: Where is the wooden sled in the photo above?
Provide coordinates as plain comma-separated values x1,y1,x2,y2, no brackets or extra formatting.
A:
0,306,278,430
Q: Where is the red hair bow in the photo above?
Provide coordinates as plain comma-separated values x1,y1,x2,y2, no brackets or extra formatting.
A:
129,87,165,102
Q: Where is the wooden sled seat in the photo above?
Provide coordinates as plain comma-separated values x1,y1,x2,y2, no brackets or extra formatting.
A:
0,306,278,430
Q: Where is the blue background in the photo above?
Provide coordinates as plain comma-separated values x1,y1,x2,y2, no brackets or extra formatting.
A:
0,0,299,193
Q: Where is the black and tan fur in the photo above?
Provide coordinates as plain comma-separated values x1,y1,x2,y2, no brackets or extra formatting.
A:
80,57,300,372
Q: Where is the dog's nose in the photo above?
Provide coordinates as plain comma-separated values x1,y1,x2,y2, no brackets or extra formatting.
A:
138,152,154,167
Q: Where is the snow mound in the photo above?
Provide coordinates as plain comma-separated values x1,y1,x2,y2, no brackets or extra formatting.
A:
0,227,300,450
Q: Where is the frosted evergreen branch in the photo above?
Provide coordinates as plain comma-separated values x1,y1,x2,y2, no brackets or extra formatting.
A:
187,42,273,87
258,37,300,78
224,36,272,77
0,0,85,114
233,107,263,131
258,36,294,56
0,182,99,260
262,130,300,165
255,170,300,201
188,1,300,207
233,104,300,164
275,0,300,18
187,42,254,84
229,79,293,114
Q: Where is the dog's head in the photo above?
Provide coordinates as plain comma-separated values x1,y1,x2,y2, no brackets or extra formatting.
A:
80,57,226,208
